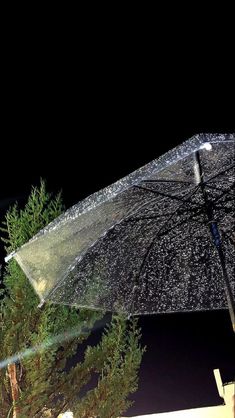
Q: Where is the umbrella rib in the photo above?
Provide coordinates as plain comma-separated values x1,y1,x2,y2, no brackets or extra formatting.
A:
157,209,204,239
132,184,202,287
133,184,196,203
132,188,202,285
127,214,177,222
129,209,203,313
126,205,202,223
204,163,235,184
119,183,201,227
142,179,192,185
204,183,235,197
210,183,235,205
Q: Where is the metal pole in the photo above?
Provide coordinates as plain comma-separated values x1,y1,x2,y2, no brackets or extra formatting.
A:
194,150,235,333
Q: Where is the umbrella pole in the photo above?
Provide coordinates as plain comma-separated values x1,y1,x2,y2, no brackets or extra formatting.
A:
195,150,235,333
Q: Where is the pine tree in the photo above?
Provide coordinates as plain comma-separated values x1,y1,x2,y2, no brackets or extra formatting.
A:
0,181,144,417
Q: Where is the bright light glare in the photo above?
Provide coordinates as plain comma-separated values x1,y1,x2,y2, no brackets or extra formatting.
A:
0,320,102,370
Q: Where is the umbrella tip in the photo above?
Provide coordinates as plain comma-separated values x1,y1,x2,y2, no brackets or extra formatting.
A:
5,251,16,263
200,142,212,151
38,299,45,308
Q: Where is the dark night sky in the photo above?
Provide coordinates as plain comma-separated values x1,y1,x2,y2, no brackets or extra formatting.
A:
1,48,235,414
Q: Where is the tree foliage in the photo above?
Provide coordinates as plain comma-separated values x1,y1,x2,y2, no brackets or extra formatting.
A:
0,181,144,417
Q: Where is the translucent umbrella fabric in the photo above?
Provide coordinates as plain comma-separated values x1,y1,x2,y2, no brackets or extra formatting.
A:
8,133,235,315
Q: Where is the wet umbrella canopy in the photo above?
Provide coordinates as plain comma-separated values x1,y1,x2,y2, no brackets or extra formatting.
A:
6,134,235,328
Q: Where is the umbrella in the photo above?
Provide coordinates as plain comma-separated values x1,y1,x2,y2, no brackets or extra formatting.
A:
6,133,235,331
